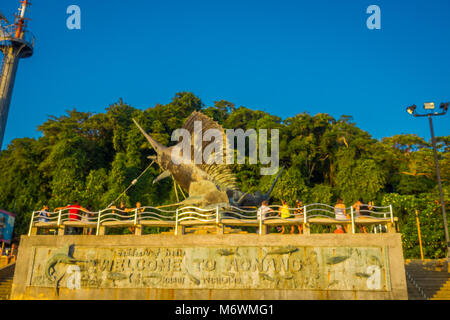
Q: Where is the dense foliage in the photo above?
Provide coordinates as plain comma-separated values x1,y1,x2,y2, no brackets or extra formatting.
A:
0,92,448,258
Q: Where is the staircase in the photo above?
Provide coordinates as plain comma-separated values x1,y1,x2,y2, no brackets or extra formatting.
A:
405,260,449,300
0,263,15,300
431,278,450,300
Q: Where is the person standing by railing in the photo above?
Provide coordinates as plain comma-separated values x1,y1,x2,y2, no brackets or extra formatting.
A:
66,200,86,235
334,198,348,233
119,201,128,221
353,199,368,234
83,205,95,235
257,200,272,235
279,200,291,234
37,205,50,223
7,244,17,264
292,199,304,235
67,200,84,221
37,205,50,235
128,202,144,234
257,201,271,220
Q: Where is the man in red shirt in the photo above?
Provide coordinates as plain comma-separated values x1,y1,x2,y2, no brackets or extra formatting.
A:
67,200,82,221
65,200,87,235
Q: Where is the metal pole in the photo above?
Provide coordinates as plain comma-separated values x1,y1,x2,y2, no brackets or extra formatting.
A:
350,206,355,234
28,211,35,236
57,209,62,226
175,209,178,236
259,210,262,236
415,210,424,261
96,210,101,236
303,205,307,224
108,160,155,208
428,115,450,258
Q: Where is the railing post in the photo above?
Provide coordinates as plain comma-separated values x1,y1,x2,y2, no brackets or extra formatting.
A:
389,204,394,223
28,211,35,236
350,206,355,234
57,210,62,227
175,208,179,236
303,205,307,224
216,205,224,235
96,210,101,236
303,205,310,235
216,205,219,224
259,209,263,236
134,208,138,226
56,209,64,235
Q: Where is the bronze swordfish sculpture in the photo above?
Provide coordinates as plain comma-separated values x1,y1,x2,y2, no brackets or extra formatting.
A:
133,111,283,208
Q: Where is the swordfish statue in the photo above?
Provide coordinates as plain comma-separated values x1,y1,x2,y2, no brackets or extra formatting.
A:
133,111,283,208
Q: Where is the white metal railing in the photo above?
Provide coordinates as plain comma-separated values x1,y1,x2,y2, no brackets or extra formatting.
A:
28,203,395,236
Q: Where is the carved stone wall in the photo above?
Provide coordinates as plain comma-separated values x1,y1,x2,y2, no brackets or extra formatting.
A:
11,234,407,300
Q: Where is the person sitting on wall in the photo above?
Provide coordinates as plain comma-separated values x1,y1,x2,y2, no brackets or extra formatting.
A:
334,226,345,234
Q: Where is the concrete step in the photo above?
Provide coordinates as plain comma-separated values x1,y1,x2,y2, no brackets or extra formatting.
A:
405,272,448,277
431,280,450,300
407,285,426,300
405,269,449,274
405,260,450,300
0,263,15,301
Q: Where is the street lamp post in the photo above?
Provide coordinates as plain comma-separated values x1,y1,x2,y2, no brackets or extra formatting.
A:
406,102,449,259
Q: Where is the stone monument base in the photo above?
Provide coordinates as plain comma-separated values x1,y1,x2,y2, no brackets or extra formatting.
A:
11,233,408,300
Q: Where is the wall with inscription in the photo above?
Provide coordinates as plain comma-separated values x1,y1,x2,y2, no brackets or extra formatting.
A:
11,234,408,300
29,245,389,291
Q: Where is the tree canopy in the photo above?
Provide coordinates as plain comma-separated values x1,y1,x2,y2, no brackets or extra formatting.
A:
0,92,448,258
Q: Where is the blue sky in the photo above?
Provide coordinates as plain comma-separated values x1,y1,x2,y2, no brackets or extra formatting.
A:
1,0,449,149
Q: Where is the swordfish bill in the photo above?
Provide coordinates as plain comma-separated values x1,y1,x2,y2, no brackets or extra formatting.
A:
132,118,166,154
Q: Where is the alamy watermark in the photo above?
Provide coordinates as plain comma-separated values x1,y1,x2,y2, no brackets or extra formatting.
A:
366,5,381,30
66,5,81,30
66,5,381,31
171,122,279,176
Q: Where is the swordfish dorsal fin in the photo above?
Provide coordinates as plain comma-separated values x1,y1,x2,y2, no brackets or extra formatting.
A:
181,111,238,191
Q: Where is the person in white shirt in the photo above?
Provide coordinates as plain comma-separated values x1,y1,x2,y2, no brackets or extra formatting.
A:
257,201,273,234
257,200,271,220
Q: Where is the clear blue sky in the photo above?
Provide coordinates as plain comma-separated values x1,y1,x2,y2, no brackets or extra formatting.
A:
1,0,449,149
